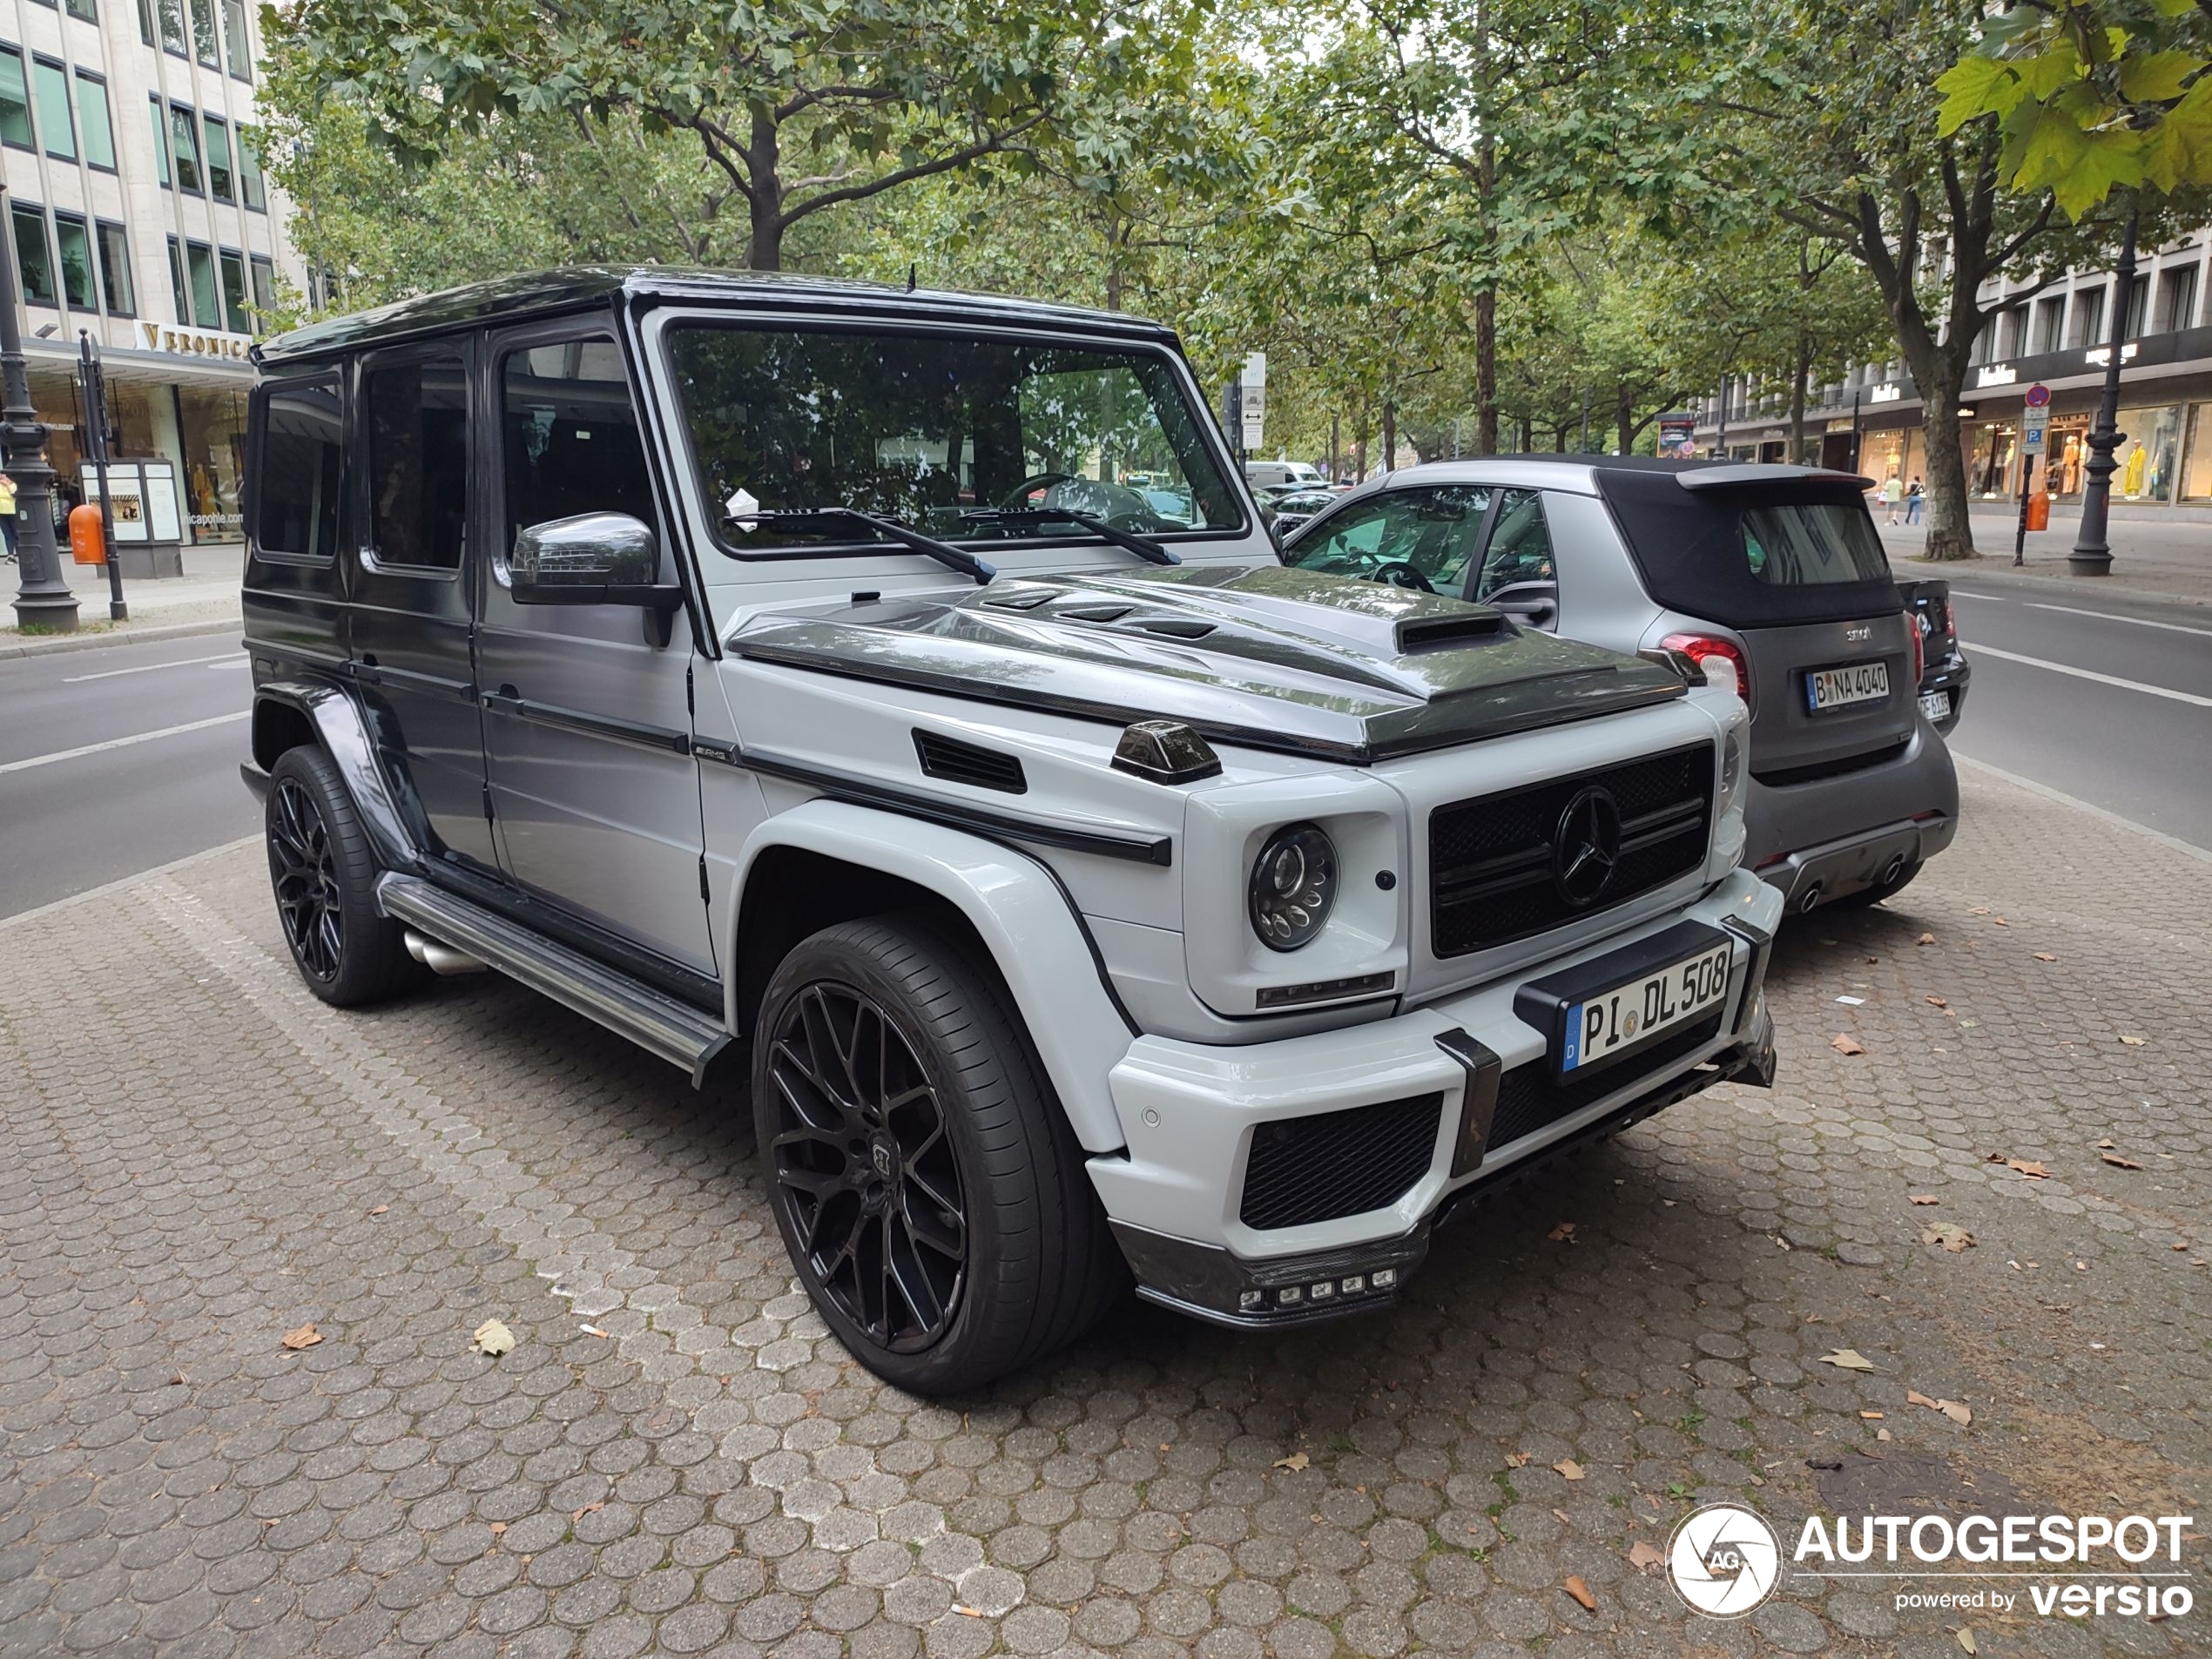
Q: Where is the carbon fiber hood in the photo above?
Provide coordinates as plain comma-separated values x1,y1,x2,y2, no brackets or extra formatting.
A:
727,563,1685,764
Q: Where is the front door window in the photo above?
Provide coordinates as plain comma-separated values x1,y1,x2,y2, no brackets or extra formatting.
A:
1286,486,1491,594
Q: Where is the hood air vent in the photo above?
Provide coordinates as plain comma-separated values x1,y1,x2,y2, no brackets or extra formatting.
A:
1393,611,1511,654
914,730,1028,794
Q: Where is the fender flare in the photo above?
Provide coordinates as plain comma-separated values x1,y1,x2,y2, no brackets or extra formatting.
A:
252,679,425,874
730,799,1137,1153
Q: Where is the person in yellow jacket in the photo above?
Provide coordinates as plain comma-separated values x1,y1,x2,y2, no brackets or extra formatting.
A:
0,472,17,560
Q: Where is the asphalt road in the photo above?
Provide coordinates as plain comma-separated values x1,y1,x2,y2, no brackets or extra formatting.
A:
1941,583,2212,851
0,631,255,919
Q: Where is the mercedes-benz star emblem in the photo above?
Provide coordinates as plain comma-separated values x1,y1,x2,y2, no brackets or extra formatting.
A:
1553,786,1622,907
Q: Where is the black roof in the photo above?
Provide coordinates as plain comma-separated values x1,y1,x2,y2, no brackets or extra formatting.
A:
1436,452,1876,489
254,265,1182,368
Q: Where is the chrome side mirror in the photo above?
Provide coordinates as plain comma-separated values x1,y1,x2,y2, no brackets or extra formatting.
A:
510,511,661,592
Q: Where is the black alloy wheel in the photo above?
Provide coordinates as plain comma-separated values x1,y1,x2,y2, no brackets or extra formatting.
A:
765,983,968,1352
269,774,344,981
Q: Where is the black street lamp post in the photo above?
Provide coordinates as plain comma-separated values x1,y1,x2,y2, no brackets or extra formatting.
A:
1,186,78,632
78,332,125,621
2070,203,2138,577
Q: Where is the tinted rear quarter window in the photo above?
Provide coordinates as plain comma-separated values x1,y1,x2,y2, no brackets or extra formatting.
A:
365,354,468,570
254,376,341,560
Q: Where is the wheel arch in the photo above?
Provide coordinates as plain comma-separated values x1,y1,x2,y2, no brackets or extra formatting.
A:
729,801,1136,1153
250,679,425,874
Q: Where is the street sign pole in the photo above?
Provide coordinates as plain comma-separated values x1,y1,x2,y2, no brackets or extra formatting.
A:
2016,382,2050,568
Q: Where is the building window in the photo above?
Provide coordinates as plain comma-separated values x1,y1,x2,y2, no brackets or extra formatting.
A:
189,0,219,66
0,50,32,149
147,95,169,185
31,58,72,160
2155,263,2201,334
185,240,219,327
55,214,94,309
74,71,111,169
96,220,132,314
2124,273,2149,340
169,102,202,192
167,236,187,321
13,204,57,307
247,252,273,319
237,125,266,211
218,248,247,332
158,0,186,55
135,0,152,44
2070,285,2107,349
2033,295,2064,355
179,386,247,541
65,0,95,21
222,0,250,80
202,114,233,202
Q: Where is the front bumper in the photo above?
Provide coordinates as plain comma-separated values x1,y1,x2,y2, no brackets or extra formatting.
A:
1089,867,1783,1325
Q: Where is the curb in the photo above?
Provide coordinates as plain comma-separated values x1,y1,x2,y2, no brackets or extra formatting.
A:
0,613,244,660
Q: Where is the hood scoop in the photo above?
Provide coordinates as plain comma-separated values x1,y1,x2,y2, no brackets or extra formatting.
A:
732,563,1685,765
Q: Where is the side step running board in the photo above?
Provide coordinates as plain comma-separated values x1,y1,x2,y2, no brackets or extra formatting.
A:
375,873,733,1088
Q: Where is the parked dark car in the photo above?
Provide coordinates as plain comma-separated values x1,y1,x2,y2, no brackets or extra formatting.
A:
1281,456,1959,914
1268,487,1338,537
1898,577,1970,734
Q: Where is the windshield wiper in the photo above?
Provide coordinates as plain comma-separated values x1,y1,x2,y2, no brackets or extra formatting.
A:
959,508,1179,567
729,507,995,586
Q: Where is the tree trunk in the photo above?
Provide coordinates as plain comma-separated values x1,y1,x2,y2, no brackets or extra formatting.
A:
744,110,784,271
1790,331,1811,464
1915,356,1973,561
1472,3,1498,455
1616,389,1634,457
1381,400,1397,471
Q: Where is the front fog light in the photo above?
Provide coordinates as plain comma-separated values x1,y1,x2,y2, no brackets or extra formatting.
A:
1249,823,1337,951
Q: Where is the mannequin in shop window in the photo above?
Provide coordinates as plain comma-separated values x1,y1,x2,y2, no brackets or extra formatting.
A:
2121,441,2148,499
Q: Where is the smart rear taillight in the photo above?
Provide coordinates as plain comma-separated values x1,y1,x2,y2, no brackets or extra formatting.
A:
1659,632,1753,711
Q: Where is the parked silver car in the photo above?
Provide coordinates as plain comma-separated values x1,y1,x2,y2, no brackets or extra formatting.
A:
1282,457,1959,913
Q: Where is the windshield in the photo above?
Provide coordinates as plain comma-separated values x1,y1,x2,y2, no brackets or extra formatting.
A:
666,326,1241,552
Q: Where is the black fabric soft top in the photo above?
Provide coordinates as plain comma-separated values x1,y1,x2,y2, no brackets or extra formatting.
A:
1593,468,1903,630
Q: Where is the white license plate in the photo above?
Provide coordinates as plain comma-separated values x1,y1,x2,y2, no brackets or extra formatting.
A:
1919,690,1950,722
1806,660,1890,711
1562,943,1732,1073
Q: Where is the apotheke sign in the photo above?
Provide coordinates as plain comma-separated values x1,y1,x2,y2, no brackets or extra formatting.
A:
138,322,252,361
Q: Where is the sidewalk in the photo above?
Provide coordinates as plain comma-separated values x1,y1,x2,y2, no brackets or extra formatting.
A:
1878,508,2212,605
1,540,245,655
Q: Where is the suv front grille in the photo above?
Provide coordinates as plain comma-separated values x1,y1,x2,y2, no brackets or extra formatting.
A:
1487,1015,1724,1151
1430,744,1714,956
1238,1093,1442,1231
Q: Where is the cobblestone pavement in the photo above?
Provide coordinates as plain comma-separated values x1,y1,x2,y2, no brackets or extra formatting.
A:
3,766,2208,1659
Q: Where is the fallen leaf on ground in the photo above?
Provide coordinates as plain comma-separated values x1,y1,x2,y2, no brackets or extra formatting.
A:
1922,1223,1976,1253
571,1501,603,1521
1877,1426,1892,1440
1629,1540,1665,1573
2096,1138,2115,1149
280,1324,322,1351
2101,1153,2143,1170
1548,1221,1576,1242
489,1522,506,1535
368,1205,389,1216
1917,932,1936,945
1562,1575,1597,1611
1925,995,1949,1008
1907,1389,1973,1426
1968,907,1990,916
1831,1034,1865,1055
1819,1348,1878,1372
2119,1035,2147,1046
1958,1627,1977,1654
1506,1451,1533,1467
1910,1194,1940,1205
1987,1153,2047,1179
470,1318,516,1358
1273,1453,1309,1472
2033,953,2056,962
1992,917,2008,927
1554,1459,1586,1480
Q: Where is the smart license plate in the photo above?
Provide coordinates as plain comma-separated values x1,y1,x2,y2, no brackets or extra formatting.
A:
1561,943,1733,1073
1806,660,1890,711
1919,690,1950,722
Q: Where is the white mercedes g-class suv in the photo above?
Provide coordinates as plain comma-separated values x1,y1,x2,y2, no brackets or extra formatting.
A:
239,268,1781,1393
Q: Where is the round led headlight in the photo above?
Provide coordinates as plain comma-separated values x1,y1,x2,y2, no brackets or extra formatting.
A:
1248,823,1338,952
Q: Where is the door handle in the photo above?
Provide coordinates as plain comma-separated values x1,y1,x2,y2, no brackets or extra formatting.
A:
483,685,524,715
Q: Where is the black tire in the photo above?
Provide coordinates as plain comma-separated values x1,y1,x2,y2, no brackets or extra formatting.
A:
264,745,424,1006
752,914,1123,1394
1830,858,1924,910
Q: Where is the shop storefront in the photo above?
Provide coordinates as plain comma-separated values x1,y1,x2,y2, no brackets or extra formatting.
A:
2180,401,2212,500
21,330,252,547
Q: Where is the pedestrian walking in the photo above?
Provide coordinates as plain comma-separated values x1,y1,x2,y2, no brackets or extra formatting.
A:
1905,476,1924,525
0,472,17,562
1880,472,1905,525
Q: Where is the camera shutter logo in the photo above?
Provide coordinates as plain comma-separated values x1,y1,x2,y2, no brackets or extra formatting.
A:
1667,1502,1783,1618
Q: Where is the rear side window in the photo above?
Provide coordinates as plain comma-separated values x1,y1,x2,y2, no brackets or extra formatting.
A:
1474,489,1553,599
254,376,341,559
364,353,468,570
1741,502,1889,586
502,338,655,549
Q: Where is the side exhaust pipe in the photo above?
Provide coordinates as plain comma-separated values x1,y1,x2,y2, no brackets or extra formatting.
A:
1796,882,1824,914
404,928,487,975
1877,853,1906,887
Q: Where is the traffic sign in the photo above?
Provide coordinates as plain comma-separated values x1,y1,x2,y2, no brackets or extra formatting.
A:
2022,422,2047,456
2025,382,2051,408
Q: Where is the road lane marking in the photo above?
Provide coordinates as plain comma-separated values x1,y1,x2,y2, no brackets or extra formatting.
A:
63,650,239,682
0,710,249,774
1954,756,2211,863
1948,590,2008,602
2023,602,2212,637
1965,643,2212,707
